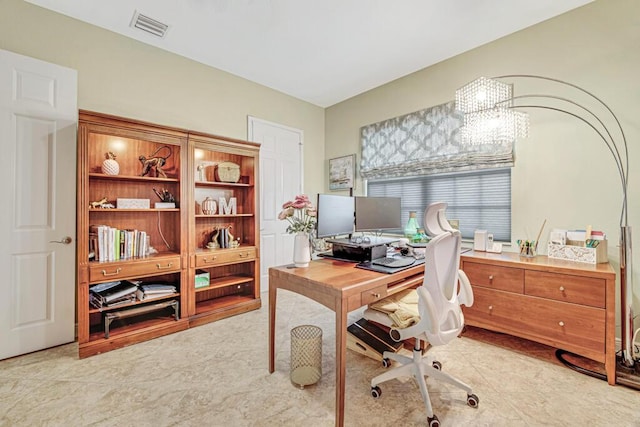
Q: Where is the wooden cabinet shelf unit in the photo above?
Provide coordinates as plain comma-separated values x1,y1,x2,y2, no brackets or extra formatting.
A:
77,111,189,358
187,131,261,328
77,111,261,357
460,251,616,385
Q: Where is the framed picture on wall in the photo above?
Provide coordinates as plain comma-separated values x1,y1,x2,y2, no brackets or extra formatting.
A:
329,154,355,191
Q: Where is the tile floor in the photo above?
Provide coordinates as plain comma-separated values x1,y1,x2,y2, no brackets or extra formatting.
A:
1,290,640,426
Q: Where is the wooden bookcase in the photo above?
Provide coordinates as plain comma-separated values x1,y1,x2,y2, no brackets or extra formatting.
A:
76,111,261,357
186,131,261,327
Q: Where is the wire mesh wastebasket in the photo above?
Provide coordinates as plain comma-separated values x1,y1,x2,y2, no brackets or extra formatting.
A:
290,325,322,388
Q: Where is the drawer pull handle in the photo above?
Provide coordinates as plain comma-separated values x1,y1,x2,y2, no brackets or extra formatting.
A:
559,286,565,292
101,268,122,277
156,263,173,270
559,321,565,327
238,252,250,258
488,305,493,310
372,293,381,298
204,256,217,263
488,275,494,281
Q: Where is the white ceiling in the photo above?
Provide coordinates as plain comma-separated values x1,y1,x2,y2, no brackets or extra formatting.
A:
26,0,592,107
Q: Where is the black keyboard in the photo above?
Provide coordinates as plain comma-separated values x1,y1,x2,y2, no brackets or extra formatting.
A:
371,256,416,268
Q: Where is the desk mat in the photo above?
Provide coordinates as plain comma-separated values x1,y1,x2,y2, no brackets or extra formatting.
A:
356,257,425,274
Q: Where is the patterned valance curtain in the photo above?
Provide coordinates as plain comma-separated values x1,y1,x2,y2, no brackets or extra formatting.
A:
359,101,513,179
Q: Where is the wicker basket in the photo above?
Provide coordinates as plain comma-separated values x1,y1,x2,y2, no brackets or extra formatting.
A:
215,161,240,183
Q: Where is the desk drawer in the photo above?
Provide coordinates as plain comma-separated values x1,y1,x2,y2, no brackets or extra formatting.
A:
89,255,181,283
463,261,524,293
196,247,256,267
525,270,605,308
361,284,388,306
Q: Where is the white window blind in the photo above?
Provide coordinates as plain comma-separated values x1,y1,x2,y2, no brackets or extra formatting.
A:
367,168,511,241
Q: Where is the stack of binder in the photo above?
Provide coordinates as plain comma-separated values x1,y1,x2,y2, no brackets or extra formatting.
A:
89,280,139,308
136,283,177,301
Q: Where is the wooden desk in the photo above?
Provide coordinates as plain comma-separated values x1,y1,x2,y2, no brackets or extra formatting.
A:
268,258,424,427
460,251,616,384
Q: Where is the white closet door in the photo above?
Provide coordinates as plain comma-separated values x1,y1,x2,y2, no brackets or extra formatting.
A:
248,116,303,292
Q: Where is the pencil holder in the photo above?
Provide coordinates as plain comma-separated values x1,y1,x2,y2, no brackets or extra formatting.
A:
518,240,536,257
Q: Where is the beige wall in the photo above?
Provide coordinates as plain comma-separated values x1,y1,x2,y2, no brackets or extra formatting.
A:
326,0,639,316
2,0,638,328
0,0,325,198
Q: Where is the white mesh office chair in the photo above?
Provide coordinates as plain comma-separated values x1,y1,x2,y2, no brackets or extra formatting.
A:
364,205,478,427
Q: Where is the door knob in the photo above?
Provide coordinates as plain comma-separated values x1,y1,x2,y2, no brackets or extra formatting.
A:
50,236,72,244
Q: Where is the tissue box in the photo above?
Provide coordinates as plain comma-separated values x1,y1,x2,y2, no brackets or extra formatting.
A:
195,269,210,289
117,198,150,209
547,240,608,264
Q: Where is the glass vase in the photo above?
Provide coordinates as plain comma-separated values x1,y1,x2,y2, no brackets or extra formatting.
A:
404,211,420,239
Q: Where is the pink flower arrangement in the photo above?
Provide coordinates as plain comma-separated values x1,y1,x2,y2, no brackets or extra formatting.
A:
278,194,317,234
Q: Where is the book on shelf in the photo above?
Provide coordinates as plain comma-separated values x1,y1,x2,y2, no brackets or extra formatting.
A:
88,225,149,261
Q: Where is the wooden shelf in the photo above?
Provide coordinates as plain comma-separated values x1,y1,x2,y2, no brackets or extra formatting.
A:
90,208,180,212
88,293,180,314
194,295,257,315
89,173,179,183
82,318,189,358
195,275,253,293
88,250,180,265
195,213,253,218
195,180,252,188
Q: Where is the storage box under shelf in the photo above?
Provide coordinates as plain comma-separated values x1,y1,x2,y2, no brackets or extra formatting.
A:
547,240,608,264
195,269,210,289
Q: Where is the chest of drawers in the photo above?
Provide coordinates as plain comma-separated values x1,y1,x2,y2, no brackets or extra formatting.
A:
461,251,616,385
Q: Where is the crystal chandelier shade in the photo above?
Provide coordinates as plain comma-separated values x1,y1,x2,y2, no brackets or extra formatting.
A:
455,76,513,113
460,107,529,145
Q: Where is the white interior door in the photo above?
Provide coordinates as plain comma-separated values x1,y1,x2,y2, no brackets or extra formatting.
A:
248,117,303,292
0,49,77,360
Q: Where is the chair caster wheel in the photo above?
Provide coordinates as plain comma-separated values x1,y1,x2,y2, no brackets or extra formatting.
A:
467,393,479,408
371,386,381,398
427,414,440,427
432,360,442,370
382,358,391,368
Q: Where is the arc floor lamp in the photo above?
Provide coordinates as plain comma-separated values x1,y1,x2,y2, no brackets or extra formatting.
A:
455,75,636,376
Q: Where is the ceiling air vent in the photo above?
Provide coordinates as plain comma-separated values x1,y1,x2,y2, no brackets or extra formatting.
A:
130,11,169,38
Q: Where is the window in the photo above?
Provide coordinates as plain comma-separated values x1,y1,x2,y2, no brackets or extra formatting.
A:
366,168,511,241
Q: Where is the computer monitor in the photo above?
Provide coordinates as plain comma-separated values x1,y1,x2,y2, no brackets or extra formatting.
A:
354,196,402,232
316,194,355,238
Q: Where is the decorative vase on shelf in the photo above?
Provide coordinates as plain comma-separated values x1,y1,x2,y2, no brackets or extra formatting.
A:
202,196,217,215
101,152,120,175
293,232,311,268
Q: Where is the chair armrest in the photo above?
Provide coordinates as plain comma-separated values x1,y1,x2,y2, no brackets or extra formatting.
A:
458,269,474,307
